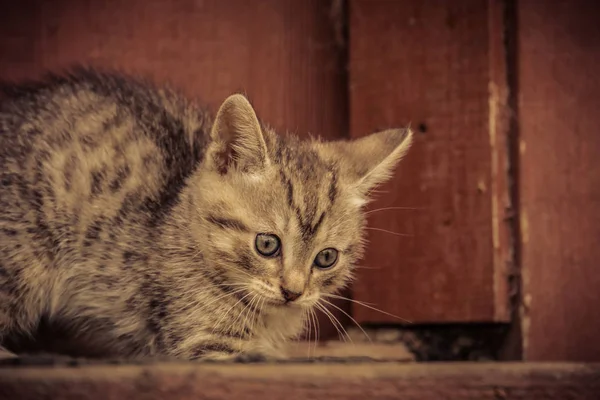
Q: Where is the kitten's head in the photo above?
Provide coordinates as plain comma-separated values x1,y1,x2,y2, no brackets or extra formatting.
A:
189,94,412,310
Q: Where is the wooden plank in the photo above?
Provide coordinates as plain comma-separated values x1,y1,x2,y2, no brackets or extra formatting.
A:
1,361,599,399
0,0,349,339
488,0,514,324
34,0,347,140
0,1,41,80
517,0,600,361
349,0,510,323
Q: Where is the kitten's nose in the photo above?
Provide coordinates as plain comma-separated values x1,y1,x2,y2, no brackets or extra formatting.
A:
280,286,302,302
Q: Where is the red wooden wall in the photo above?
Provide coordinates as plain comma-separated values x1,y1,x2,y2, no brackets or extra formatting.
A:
517,0,600,362
2,0,600,361
349,0,512,324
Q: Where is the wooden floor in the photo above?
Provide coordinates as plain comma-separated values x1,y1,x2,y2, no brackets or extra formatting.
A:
1,358,599,400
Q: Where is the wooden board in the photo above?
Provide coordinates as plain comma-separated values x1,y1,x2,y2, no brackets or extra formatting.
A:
2,0,346,140
1,361,599,400
517,0,600,361
0,0,349,338
349,0,511,323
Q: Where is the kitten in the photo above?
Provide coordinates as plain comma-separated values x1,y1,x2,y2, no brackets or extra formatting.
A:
0,69,412,360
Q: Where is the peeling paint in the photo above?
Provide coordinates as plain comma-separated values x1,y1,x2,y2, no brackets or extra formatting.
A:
520,208,529,244
489,81,502,320
519,139,526,155
520,205,531,358
477,179,487,193
521,294,531,359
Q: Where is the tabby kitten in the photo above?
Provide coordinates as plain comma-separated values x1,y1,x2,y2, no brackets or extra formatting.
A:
0,69,412,360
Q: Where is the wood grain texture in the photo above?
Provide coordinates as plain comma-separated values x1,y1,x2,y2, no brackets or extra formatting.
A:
488,0,514,324
517,0,600,361
0,0,349,339
2,0,346,139
1,362,599,400
349,0,510,323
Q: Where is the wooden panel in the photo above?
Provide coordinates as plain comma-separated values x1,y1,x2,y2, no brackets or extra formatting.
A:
2,361,600,400
32,0,345,139
349,0,511,323
518,0,600,361
0,0,348,339
0,1,41,80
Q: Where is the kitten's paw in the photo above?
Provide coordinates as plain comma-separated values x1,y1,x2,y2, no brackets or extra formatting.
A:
233,351,273,363
193,351,239,362
195,351,275,363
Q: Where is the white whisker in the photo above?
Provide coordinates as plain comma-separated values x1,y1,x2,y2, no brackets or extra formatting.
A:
320,298,371,343
311,307,320,357
365,206,421,215
365,227,412,237
315,302,351,343
323,293,413,324
210,291,253,336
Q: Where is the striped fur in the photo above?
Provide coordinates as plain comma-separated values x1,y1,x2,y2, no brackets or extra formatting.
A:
0,69,412,359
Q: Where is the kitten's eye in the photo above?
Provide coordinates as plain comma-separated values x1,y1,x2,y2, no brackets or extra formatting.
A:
314,248,338,269
255,233,281,257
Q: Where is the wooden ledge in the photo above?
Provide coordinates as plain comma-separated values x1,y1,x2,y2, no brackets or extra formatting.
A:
1,361,599,399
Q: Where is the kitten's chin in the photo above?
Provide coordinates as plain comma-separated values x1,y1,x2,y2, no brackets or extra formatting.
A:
262,297,305,310
263,298,289,309
269,299,318,311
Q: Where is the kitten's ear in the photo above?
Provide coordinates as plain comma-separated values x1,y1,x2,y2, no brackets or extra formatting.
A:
336,128,413,194
207,94,269,173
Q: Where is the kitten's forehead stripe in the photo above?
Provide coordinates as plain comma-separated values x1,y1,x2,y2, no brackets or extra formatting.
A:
280,170,294,208
271,136,339,244
205,214,250,232
328,170,338,204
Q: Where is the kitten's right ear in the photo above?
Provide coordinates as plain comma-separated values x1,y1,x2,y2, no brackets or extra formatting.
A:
348,128,413,193
206,94,269,174
320,128,413,198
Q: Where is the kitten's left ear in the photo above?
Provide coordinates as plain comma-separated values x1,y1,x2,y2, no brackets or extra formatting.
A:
330,128,413,194
207,94,269,173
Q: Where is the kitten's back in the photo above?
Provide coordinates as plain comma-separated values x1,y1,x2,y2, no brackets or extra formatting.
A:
0,70,211,348
1,70,212,238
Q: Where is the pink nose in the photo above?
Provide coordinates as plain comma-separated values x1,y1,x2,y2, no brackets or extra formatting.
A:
280,286,302,302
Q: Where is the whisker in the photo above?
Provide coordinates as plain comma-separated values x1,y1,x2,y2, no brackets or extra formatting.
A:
324,293,413,324
249,295,264,335
197,287,247,309
228,293,257,338
311,308,320,356
241,294,259,337
314,303,344,342
211,283,251,289
250,296,265,336
210,291,253,336
323,293,376,306
304,309,312,358
366,189,389,195
194,287,247,311
233,267,263,282
320,298,371,343
316,302,352,343
191,248,203,261
365,227,412,237
365,206,422,215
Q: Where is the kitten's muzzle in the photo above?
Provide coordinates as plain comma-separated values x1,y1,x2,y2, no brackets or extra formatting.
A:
280,286,302,302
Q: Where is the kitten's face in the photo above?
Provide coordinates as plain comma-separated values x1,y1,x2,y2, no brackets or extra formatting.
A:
191,148,365,309
189,94,412,311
